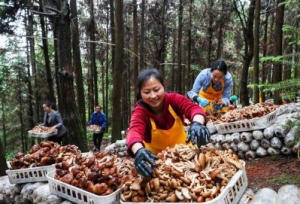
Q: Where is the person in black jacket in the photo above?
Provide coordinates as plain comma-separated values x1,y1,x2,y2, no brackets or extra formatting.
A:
41,101,67,144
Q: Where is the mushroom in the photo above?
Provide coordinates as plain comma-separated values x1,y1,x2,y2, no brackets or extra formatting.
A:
181,187,191,199
175,189,184,200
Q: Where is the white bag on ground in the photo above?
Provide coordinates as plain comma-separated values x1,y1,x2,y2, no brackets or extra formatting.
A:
249,188,277,204
277,185,300,204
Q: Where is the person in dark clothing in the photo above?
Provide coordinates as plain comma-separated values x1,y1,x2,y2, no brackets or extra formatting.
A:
87,105,107,152
41,101,67,144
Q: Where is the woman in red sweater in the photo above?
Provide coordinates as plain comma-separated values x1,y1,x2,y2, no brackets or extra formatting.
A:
126,68,210,177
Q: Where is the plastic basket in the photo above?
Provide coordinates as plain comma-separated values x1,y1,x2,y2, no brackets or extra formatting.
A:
28,130,57,138
207,122,217,134
215,109,278,134
120,162,247,204
47,170,121,204
6,165,55,184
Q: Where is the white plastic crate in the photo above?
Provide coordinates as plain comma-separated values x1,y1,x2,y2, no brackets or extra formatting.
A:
121,162,247,204
6,165,55,184
28,130,57,138
47,170,121,204
215,109,278,134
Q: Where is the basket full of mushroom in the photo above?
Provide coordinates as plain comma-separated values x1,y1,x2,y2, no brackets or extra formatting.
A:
120,144,247,204
207,103,279,134
46,151,136,204
5,141,79,184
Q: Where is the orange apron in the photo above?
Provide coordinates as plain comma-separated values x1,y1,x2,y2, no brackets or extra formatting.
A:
144,105,188,155
199,80,228,112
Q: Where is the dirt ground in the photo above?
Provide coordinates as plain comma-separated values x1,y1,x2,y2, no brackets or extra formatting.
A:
245,154,300,192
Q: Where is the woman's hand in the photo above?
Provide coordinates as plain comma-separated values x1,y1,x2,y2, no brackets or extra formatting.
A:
197,97,209,107
186,121,210,148
134,148,158,177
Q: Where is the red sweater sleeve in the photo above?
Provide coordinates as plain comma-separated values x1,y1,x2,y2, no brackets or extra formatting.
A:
126,93,206,156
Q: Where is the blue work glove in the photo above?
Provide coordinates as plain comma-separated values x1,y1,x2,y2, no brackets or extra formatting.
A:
230,95,238,102
214,104,223,111
197,97,209,107
134,148,158,177
186,121,210,148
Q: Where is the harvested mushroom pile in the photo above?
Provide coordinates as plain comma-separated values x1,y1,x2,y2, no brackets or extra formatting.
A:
9,141,81,169
86,125,101,132
54,151,132,196
121,144,244,202
207,102,279,123
30,126,55,134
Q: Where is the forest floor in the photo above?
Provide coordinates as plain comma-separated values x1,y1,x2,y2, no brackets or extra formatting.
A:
245,154,300,192
88,139,300,193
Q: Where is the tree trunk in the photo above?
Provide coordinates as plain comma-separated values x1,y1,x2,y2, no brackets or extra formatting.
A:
272,0,285,104
207,0,214,65
139,0,145,69
51,0,87,151
25,9,36,149
132,0,138,94
0,139,8,176
187,0,193,90
177,0,183,94
0,97,7,152
89,0,98,106
216,0,225,59
17,66,26,152
39,0,55,104
234,0,255,106
261,4,270,103
111,0,124,143
253,0,260,103
70,0,86,128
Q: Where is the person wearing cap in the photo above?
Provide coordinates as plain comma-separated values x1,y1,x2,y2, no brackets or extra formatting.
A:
187,59,233,113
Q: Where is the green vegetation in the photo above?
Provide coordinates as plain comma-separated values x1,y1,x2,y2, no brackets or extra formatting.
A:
268,174,300,185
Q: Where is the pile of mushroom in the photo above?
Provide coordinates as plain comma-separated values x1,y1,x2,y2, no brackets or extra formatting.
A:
9,142,83,170
86,125,101,132
54,151,134,196
121,144,244,202
30,126,55,134
207,102,279,124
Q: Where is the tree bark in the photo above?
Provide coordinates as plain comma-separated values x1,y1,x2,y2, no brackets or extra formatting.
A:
261,3,270,103
50,0,87,151
234,0,255,106
207,0,214,65
139,0,145,69
70,0,86,128
272,0,285,104
177,0,183,94
0,139,8,176
111,0,124,142
25,9,36,149
253,0,260,103
132,0,138,94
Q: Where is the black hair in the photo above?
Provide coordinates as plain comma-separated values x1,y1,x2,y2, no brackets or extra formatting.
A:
43,101,56,110
136,68,164,100
43,101,52,108
210,59,228,75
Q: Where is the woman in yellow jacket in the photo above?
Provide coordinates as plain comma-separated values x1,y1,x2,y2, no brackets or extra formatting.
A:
187,59,233,112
